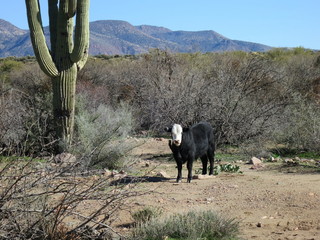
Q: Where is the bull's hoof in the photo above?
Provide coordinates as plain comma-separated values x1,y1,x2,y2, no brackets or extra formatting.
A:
176,178,182,183
187,178,192,183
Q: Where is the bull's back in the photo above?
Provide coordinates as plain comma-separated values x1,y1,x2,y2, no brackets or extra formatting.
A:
191,122,214,158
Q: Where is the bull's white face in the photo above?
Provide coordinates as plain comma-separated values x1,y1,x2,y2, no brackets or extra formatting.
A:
171,124,183,146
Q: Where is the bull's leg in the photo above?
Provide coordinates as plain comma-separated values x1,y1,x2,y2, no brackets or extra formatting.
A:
187,159,193,183
176,162,183,182
208,151,214,175
201,155,208,175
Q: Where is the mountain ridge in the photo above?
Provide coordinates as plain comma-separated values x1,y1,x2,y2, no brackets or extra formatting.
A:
0,18,272,57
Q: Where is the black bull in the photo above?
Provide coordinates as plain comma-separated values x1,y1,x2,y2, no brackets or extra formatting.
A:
165,122,215,183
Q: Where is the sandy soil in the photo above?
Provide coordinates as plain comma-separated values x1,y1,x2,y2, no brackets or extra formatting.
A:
118,138,320,240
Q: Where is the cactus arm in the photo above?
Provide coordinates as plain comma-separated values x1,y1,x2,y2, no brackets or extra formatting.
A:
76,50,88,71
68,0,77,18
70,0,90,63
25,0,59,77
48,0,58,59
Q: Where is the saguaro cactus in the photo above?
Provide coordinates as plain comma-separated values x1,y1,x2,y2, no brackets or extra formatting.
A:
25,0,90,152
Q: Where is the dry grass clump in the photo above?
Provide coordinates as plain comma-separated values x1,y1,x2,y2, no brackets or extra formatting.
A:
130,210,240,240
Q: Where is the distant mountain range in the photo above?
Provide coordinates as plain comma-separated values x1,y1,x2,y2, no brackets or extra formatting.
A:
0,19,272,57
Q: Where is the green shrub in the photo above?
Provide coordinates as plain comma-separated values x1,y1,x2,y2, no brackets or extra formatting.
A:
130,210,240,240
74,100,135,170
196,163,242,176
214,164,242,175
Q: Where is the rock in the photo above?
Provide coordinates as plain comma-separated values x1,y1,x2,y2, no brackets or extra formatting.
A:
192,174,216,180
112,172,127,180
103,169,112,176
139,130,148,136
284,158,299,166
284,158,292,162
155,138,165,141
156,171,170,178
271,157,278,162
294,156,301,161
256,222,262,228
250,157,263,166
248,157,264,169
53,153,76,165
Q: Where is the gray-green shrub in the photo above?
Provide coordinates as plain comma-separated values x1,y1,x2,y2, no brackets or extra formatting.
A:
75,99,135,169
130,210,240,240
274,97,320,153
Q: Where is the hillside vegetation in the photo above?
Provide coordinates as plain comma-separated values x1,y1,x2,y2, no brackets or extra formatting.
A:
1,48,320,158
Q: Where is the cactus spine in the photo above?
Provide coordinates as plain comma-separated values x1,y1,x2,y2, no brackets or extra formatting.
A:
25,0,90,152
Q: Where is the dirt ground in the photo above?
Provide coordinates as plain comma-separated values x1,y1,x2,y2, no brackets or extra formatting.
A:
117,138,320,240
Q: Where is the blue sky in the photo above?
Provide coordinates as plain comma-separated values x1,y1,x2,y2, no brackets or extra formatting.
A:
1,0,320,49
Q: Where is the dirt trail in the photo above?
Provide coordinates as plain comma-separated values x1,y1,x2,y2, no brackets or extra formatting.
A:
120,138,320,240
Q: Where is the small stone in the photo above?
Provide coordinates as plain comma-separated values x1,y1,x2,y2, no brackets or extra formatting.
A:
157,171,170,178
271,157,277,162
103,169,112,176
294,157,301,161
256,222,262,227
284,158,297,165
53,152,76,164
250,157,263,166
193,174,215,180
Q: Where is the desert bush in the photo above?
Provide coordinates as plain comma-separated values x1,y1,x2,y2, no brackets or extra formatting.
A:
0,62,55,156
269,51,320,153
130,209,240,240
130,51,290,146
74,96,135,170
132,207,163,225
265,47,314,61
201,54,286,144
0,157,139,240
274,97,320,153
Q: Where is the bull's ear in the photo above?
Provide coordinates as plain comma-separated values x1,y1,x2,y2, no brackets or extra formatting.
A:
164,127,172,132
